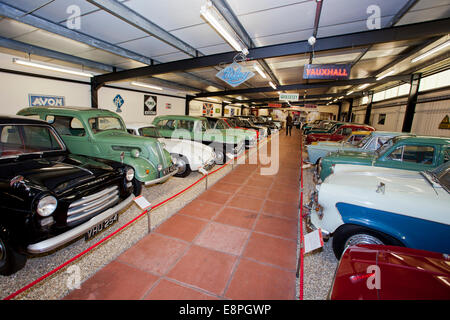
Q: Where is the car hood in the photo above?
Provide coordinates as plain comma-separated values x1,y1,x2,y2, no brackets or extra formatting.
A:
203,129,244,144
308,143,360,153
160,138,215,159
0,153,122,195
325,150,376,164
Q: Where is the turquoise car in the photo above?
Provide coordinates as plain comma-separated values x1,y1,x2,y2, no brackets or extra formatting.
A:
317,135,450,182
306,131,409,164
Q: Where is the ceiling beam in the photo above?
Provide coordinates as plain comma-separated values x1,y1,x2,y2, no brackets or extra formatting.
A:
235,92,364,104
93,18,450,84
194,75,411,98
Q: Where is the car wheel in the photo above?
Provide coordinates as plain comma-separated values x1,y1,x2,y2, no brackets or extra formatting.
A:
214,150,225,165
173,155,192,178
332,224,403,259
0,236,27,276
132,178,143,196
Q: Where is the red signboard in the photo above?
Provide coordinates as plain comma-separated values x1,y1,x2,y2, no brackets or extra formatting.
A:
303,64,351,80
268,103,282,108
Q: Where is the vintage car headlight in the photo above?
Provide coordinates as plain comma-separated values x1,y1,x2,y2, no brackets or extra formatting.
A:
131,149,140,158
126,168,135,181
157,164,163,171
37,195,57,217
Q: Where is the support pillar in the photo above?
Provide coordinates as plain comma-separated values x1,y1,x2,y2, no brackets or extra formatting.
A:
185,95,194,115
402,73,422,133
346,98,353,122
364,91,374,125
337,102,342,121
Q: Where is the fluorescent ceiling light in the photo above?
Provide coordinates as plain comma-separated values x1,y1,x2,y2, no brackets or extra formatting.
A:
223,100,231,103
358,84,370,89
269,81,277,89
200,1,248,54
411,40,450,63
13,58,93,77
376,70,395,81
206,97,219,101
131,81,163,90
254,64,267,79
346,90,354,96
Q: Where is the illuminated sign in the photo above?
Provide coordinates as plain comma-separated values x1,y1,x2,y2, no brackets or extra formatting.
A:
303,64,351,80
279,93,299,101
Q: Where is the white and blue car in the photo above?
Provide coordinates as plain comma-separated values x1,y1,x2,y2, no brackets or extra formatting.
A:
303,162,450,259
306,131,408,164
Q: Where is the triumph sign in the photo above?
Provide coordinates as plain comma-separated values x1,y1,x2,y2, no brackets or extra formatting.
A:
303,64,351,80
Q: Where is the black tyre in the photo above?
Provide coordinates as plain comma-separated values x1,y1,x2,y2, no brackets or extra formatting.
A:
0,237,27,276
132,178,143,196
173,155,192,178
332,224,403,259
214,150,226,165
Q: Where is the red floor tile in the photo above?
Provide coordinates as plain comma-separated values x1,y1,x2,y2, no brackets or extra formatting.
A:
220,173,250,185
266,189,299,205
167,245,238,296
224,258,296,300
228,194,264,212
155,214,208,242
63,261,158,300
178,200,223,220
213,206,258,229
262,200,299,220
194,222,250,255
117,233,188,275
238,185,269,199
196,189,233,205
144,279,218,300
243,233,297,271
209,181,242,194
246,177,274,188
254,214,298,240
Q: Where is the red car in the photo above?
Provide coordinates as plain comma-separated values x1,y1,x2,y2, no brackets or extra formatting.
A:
329,244,450,300
305,124,375,144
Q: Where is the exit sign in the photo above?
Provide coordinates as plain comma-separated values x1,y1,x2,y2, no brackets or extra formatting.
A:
279,93,299,101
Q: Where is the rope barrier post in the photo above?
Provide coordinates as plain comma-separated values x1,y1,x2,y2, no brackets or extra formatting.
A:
199,167,208,190
146,208,152,234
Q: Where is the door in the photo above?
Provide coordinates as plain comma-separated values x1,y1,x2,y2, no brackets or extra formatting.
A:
376,144,437,171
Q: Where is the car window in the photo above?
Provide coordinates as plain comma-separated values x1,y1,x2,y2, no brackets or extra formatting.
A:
46,115,86,137
177,120,194,131
356,134,371,148
216,120,228,129
139,127,161,138
342,127,353,136
88,117,124,133
200,120,209,132
127,129,135,135
155,119,176,130
443,146,449,163
387,145,435,164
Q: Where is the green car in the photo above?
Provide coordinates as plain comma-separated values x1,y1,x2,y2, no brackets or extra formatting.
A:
17,107,178,194
152,115,245,164
304,121,345,135
316,135,450,182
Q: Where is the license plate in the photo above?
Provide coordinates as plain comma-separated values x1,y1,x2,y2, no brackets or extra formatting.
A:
85,213,119,241
163,165,176,175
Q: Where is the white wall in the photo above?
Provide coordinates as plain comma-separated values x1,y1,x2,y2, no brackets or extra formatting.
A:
189,99,222,117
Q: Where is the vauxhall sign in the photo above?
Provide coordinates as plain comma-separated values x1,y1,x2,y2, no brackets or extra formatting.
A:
303,64,352,80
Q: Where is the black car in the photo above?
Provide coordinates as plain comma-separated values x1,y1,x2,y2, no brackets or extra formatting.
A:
0,116,136,275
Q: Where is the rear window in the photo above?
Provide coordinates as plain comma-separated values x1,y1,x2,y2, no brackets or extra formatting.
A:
46,115,85,137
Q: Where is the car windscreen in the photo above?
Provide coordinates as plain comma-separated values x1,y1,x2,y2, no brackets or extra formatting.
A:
0,124,65,158
375,136,401,156
89,117,125,133
355,134,372,148
138,127,162,138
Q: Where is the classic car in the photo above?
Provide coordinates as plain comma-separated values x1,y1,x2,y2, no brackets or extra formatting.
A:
237,116,272,135
126,123,216,177
306,131,404,165
303,162,450,259
0,116,135,275
221,117,263,141
260,116,282,130
329,244,450,300
253,116,280,132
303,120,340,135
204,116,257,149
311,130,372,146
316,135,450,182
17,107,177,194
152,115,245,164
227,117,269,138
305,123,375,145
302,119,323,132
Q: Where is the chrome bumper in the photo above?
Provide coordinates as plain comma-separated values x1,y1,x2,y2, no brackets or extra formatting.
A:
144,165,179,185
303,215,331,241
27,194,135,254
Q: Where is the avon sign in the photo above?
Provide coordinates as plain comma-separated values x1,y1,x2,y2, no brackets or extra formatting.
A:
216,62,255,87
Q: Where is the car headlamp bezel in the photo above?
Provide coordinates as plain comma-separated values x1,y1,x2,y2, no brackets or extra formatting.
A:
36,195,57,217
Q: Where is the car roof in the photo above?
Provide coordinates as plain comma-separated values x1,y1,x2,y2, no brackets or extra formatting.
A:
18,106,118,117
0,114,50,125
126,122,155,129
395,135,450,145
154,115,205,121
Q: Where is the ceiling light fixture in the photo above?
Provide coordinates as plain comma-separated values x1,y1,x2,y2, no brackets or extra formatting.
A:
200,1,248,55
411,40,450,63
269,81,277,89
131,81,163,91
358,84,370,90
254,64,267,79
206,97,219,101
376,70,395,81
223,100,231,103
13,58,93,77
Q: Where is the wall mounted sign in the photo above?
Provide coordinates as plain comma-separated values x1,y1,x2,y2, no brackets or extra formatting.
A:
439,115,450,129
215,108,221,114
279,93,299,101
303,64,351,80
304,104,318,109
202,103,213,116
28,94,65,107
216,61,255,87
113,94,124,113
144,95,157,115
268,103,282,108
165,103,172,110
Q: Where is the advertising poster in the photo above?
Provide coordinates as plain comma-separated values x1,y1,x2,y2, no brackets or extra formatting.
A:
202,103,214,116
144,95,157,115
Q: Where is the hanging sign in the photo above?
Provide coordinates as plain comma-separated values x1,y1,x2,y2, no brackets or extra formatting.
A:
279,93,299,101
216,61,255,87
29,94,65,107
268,103,282,108
144,95,157,115
303,64,351,80
439,115,450,129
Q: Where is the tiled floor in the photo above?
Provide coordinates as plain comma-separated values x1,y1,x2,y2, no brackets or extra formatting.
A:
64,129,301,300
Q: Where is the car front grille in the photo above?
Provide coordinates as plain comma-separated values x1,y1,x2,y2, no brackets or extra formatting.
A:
67,185,120,224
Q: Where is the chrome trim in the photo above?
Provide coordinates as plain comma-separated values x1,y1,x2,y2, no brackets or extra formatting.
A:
27,194,134,254
67,191,119,224
144,166,178,185
69,186,118,208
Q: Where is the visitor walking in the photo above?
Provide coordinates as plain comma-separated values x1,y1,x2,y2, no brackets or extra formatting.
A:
286,112,293,136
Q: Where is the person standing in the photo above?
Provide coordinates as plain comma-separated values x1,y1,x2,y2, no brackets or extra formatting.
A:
286,112,293,136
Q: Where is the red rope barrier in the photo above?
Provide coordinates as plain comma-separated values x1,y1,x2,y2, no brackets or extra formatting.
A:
299,134,305,300
3,137,267,300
